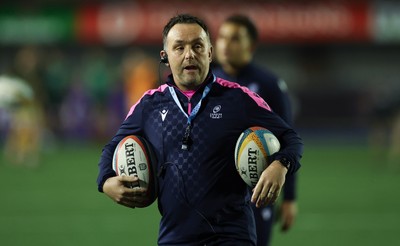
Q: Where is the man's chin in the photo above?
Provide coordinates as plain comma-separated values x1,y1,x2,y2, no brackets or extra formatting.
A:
182,77,203,89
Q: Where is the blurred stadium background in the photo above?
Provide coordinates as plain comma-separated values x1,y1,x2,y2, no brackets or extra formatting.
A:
0,0,399,245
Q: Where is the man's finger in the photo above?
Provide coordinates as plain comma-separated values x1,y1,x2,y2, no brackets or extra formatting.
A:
122,187,147,197
118,175,139,182
265,186,281,206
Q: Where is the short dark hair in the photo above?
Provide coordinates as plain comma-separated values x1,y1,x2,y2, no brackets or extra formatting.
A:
162,14,211,48
224,14,258,44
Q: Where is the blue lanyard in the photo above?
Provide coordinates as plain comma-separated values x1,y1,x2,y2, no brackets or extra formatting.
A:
169,75,215,149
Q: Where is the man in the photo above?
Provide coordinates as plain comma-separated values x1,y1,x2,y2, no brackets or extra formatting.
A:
214,15,298,246
97,14,303,246
0,75,43,167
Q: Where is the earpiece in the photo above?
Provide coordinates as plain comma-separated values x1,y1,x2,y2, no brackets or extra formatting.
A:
160,54,169,64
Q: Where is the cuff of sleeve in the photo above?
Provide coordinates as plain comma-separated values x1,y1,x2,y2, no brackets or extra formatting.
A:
271,153,300,175
283,173,297,200
97,173,116,193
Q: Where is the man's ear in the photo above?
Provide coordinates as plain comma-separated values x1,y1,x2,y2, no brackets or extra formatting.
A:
160,50,169,65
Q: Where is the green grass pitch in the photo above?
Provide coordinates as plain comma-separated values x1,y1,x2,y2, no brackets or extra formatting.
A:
0,141,399,246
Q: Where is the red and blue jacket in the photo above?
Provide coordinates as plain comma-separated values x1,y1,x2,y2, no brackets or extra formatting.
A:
97,71,303,245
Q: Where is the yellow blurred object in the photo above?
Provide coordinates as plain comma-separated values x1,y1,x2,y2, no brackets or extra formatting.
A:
122,50,158,111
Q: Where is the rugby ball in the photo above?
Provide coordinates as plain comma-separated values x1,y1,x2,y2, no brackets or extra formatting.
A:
112,135,157,207
234,127,280,188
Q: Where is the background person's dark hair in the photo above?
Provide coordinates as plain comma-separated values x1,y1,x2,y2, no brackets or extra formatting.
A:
225,14,258,44
162,14,211,48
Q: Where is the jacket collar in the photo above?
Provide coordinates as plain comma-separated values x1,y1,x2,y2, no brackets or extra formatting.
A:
165,70,214,93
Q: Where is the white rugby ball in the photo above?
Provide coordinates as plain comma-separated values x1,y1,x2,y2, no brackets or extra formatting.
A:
112,135,157,206
234,126,280,188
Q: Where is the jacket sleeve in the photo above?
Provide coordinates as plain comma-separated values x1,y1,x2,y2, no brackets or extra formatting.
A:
243,92,303,175
96,102,144,192
260,78,293,126
258,78,297,199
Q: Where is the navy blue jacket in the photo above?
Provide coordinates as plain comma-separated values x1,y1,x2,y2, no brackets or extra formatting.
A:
97,72,303,245
213,63,297,201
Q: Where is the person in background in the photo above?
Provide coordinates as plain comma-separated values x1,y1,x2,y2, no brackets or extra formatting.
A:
97,14,303,245
213,14,299,246
0,75,43,167
121,48,159,112
368,90,400,168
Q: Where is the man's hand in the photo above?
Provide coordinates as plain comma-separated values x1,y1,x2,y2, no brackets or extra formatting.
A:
103,176,149,208
251,160,287,208
279,200,298,231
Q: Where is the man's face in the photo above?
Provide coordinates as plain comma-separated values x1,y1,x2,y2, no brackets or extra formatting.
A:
216,22,253,67
162,23,213,91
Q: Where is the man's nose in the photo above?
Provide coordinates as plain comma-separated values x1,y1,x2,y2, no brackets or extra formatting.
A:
184,48,195,60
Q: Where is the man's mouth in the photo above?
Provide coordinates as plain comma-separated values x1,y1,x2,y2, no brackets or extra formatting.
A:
184,65,198,71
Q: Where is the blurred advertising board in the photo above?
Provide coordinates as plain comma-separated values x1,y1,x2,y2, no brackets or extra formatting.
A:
372,1,400,43
0,6,75,44
0,1,399,45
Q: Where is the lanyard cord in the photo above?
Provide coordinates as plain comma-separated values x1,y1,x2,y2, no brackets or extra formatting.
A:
169,75,216,150
157,68,216,235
